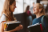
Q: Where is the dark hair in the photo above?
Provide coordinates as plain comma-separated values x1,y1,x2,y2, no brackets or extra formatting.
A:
25,5,30,13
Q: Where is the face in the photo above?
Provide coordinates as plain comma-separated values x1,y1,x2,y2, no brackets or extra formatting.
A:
33,4,39,14
10,1,16,12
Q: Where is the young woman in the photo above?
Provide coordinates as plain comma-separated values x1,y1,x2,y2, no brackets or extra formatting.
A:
25,5,32,25
32,3,48,32
0,0,23,32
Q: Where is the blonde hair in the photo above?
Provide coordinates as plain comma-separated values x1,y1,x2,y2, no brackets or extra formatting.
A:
1,0,15,21
36,3,45,15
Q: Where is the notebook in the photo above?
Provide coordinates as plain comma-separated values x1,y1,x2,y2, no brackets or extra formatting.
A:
4,21,21,31
27,23,43,32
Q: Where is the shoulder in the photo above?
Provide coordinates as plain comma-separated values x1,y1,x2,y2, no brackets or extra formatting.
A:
1,14,6,18
0,14,6,23
1,14,6,19
33,18,36,21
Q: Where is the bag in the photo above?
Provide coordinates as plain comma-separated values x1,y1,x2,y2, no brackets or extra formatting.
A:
41,15,48,31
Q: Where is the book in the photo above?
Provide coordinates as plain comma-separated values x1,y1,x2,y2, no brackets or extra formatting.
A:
27,23,43,32
4,21,21,31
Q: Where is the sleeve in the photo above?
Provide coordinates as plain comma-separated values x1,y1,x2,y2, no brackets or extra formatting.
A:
43,17,48,32
0,14,6,23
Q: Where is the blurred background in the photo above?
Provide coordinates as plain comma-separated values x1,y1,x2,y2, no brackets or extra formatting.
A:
0,0,48,15
0,0,48,32
24,0,48,14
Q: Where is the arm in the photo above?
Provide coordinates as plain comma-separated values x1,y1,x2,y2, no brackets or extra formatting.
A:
8,25,23,32
1,21,23,32
4,24,23,32
0,14,23,32
0,22,4,32
0,21,11,32
0,14,7,32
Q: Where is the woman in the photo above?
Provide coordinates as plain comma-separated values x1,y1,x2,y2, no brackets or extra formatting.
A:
25,5,32,25
0,0,23,32
32,3,48,32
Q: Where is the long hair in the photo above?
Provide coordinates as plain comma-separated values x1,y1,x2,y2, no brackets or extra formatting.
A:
1,0,15,21
36,3,45,15
25,5,30,13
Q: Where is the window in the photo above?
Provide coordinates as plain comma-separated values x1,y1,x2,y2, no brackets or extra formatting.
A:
0,0,5,16
13,0,24,14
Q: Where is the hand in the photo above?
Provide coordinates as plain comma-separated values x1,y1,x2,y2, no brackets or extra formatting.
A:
15,25,23,31
19,25,23,29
